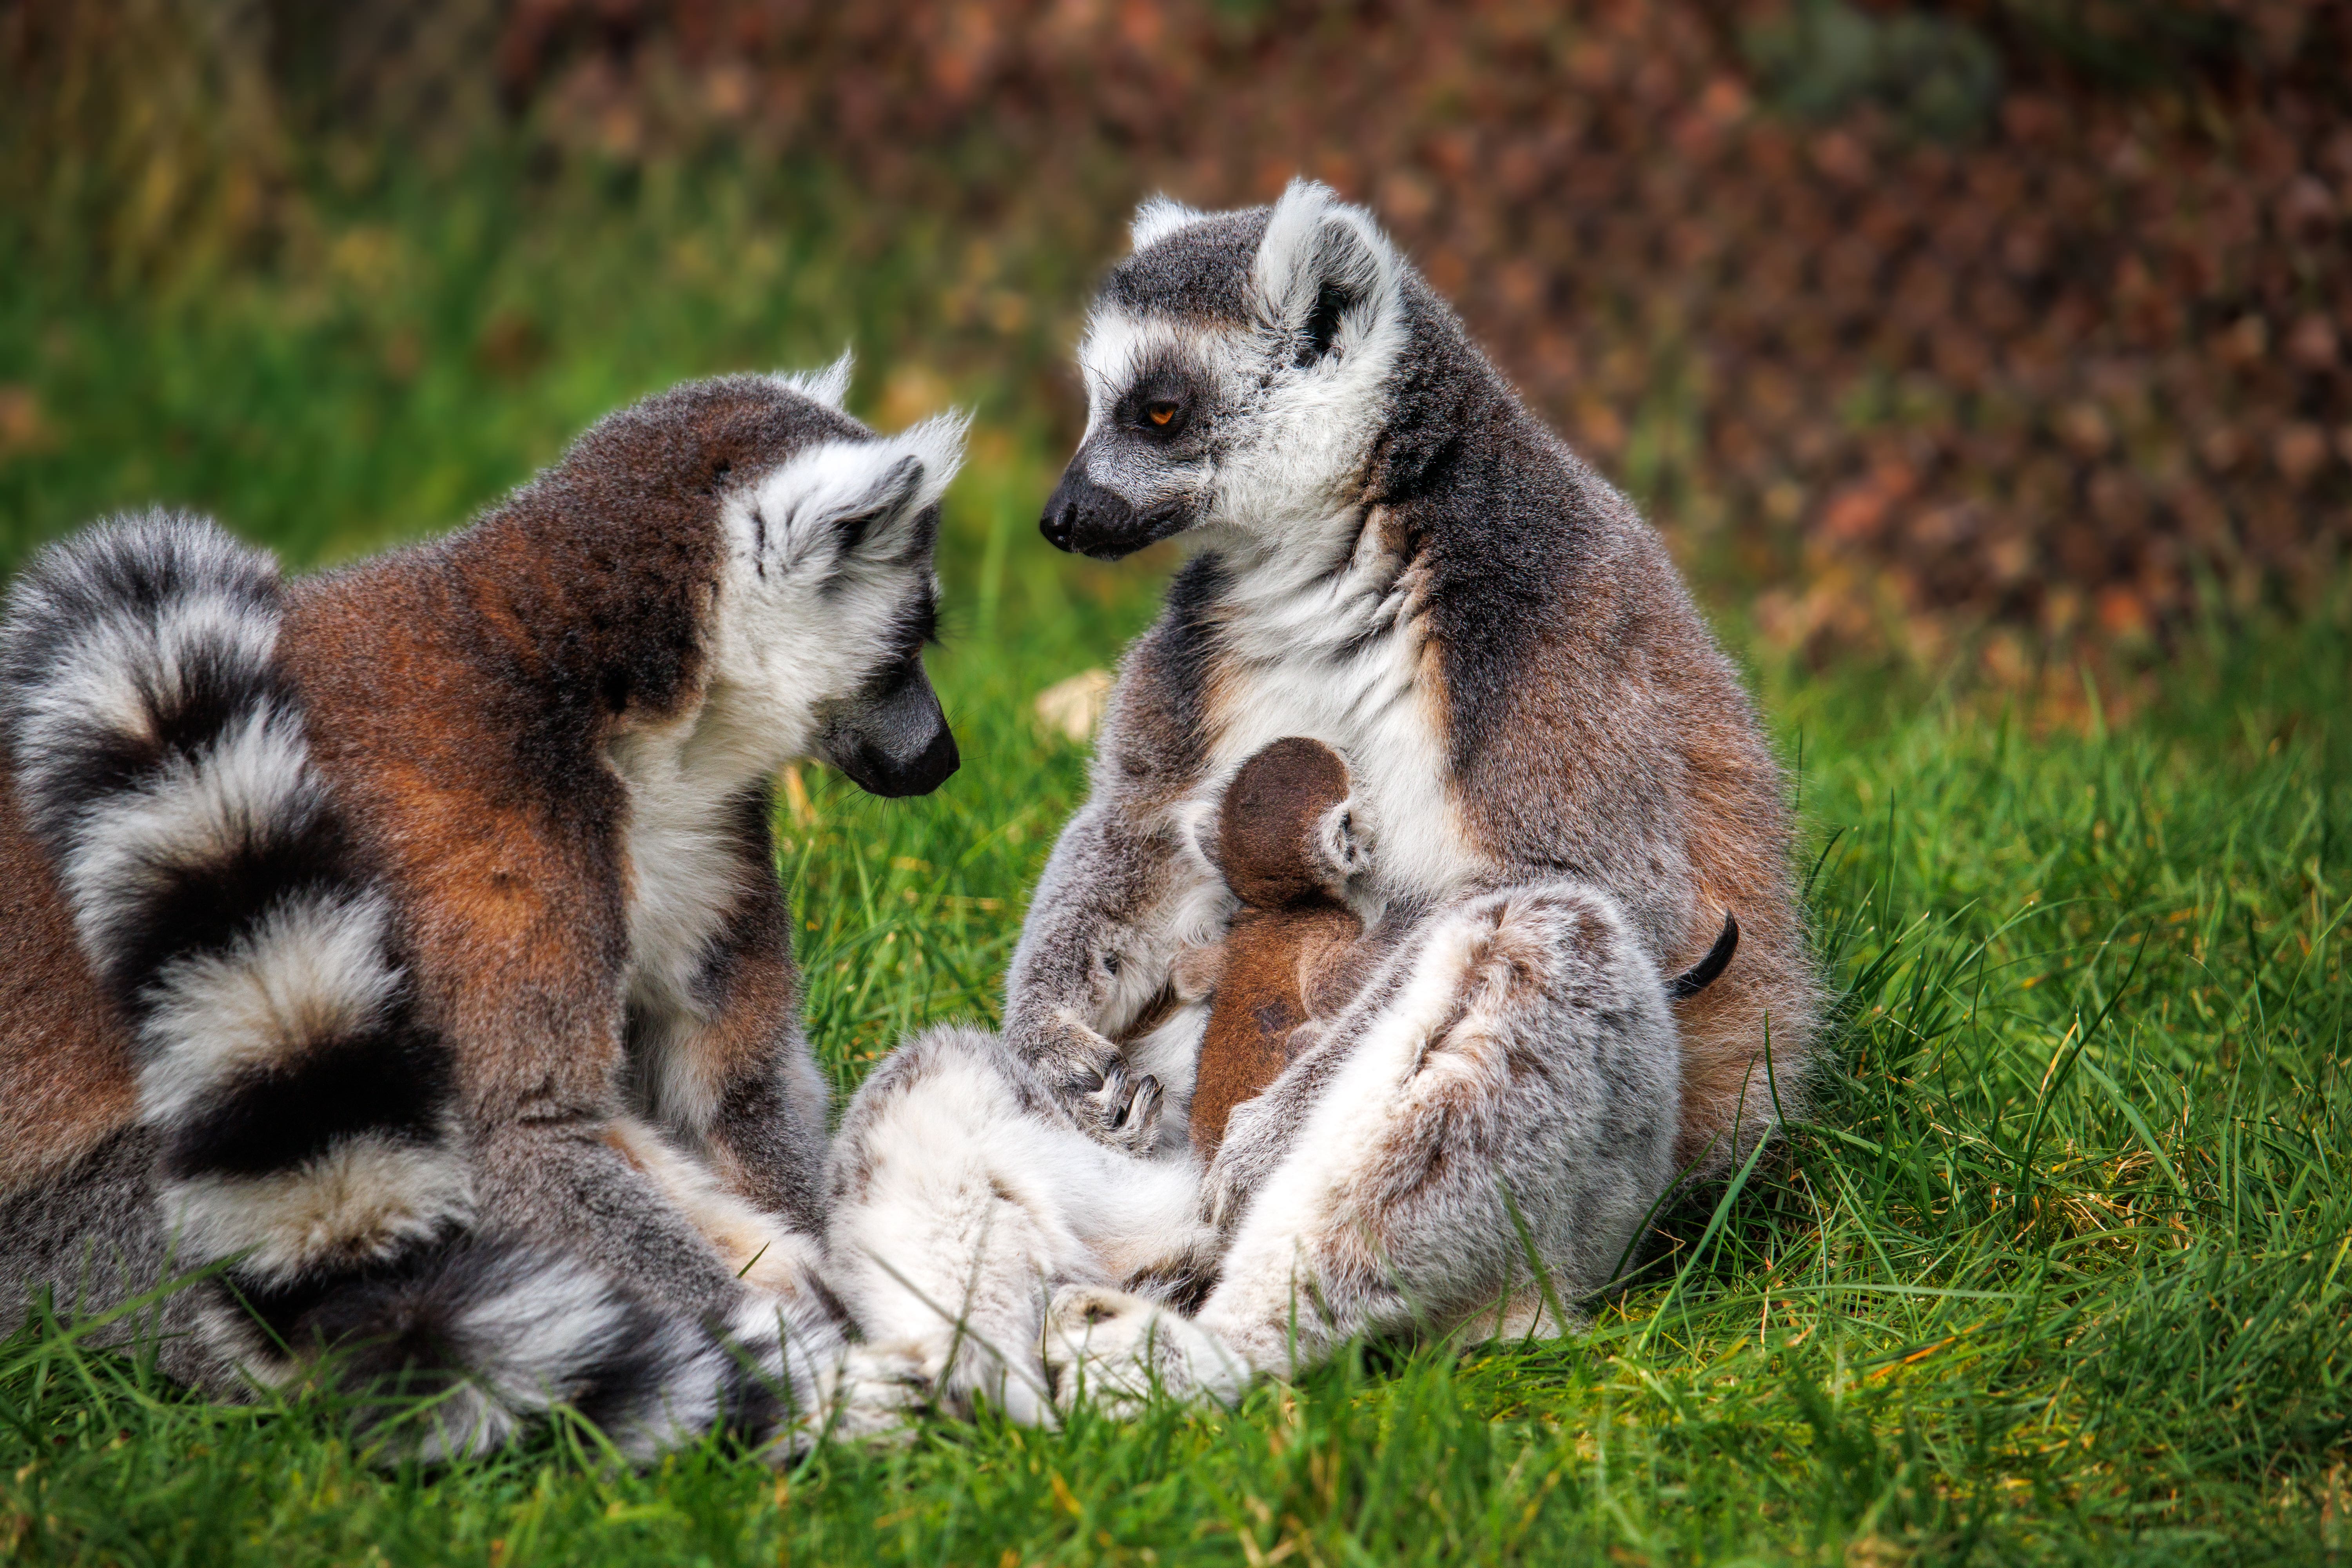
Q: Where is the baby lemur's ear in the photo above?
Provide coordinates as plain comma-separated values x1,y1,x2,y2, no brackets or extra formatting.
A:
1250,178,1405,367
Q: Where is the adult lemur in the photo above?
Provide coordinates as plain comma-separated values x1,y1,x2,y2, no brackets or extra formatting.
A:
828,181,1817,1414
0,364,962,1458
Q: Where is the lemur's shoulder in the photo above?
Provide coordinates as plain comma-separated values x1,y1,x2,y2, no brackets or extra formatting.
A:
265,374,900,1111
1367,335,1786,882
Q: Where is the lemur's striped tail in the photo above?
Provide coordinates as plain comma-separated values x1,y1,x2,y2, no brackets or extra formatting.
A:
0,513,820,1459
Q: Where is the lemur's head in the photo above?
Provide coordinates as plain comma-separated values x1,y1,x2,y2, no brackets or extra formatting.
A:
563,360,967,797
1041,179,1411,561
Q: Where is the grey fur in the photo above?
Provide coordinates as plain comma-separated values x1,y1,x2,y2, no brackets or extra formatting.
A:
0,1125,228,1396
852,180,1820,1413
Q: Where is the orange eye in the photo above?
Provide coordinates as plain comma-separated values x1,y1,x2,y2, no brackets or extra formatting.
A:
1146,401,1178,427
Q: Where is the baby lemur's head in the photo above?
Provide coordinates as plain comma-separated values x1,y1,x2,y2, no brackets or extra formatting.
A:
1217,737,1357,910
531,356,968,798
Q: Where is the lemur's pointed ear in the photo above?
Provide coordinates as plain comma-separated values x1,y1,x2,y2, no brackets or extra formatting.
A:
1250,178,1403,367
1130,195,1206,252
773,348,855,412
830,454,923,554
825,410,970,560
751,410,968,580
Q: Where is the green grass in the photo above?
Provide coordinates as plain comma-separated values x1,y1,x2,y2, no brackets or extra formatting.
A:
7,549,2348,1568
5,166,2351,1567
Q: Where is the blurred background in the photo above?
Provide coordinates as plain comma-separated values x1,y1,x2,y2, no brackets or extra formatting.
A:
4,0,2349,700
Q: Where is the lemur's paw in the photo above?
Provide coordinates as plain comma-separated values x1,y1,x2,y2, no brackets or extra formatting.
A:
1312,796,1374,891
1073,1058,1164,1156
1030,1012,1159,1154
769,1343,928,1459
1043,1286,1249,1419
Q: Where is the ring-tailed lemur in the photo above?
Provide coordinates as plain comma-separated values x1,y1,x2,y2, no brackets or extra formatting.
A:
0,363,964,1459
829,181,1819,1415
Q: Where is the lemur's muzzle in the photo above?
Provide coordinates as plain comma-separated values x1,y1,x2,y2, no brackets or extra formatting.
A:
821,660,959,798
1039,465,1195,561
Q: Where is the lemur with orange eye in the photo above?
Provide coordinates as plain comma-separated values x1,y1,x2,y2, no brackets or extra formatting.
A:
831,180,1815,1420
0,362,962,1461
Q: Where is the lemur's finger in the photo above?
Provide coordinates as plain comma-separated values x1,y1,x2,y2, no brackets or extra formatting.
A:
1098,1058,1136,1128
1129,1076,1165,1136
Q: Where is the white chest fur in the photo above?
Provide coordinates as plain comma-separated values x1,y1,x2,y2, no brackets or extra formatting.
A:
1118,520,1488,1119
1193,517,1485,906
606,689,780,1131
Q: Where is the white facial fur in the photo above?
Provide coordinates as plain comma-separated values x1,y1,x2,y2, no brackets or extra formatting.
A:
1074,179,1411,552
606,405,965,1132
703,408,966,778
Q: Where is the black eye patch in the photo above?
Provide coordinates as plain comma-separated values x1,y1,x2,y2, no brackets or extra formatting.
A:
1115,356,1209,440
887,586,940,663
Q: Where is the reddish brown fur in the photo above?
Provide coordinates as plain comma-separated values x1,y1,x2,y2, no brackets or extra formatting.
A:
1191,739,1367,1162
281,381,854,1139
0,757,137,1197
266,382,862,1263
282,580,637,1133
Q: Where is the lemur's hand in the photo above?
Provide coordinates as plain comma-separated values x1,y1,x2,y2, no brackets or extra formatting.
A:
1169,940,1225,1004
1078,1056,1165,1156
1026,1009,1164,1156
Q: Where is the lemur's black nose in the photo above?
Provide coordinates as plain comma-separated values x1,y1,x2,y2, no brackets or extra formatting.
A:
1040,465,1156,559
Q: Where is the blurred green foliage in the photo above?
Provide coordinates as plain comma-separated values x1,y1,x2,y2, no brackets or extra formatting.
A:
7,0,2348,665
1744,0,2005,142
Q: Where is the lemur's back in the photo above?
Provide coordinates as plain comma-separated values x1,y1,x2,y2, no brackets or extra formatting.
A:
0,371,969,1459
0,750,138,1198
1426,484,1816,1172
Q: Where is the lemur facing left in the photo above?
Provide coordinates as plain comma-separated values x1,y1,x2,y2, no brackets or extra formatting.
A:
0,363,964,1461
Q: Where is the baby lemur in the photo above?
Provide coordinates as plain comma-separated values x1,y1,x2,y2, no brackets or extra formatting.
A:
1190,736,1742,1163
1188,737,1367,1161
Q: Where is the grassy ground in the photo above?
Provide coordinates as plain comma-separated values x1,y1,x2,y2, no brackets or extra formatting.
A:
4,176,2351,1566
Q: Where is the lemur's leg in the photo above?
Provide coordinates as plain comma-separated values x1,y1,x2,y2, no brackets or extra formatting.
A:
407,911,909,1451
1043,885,1683,1413
824,1025,1212,1424
1003,799,1226,1152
